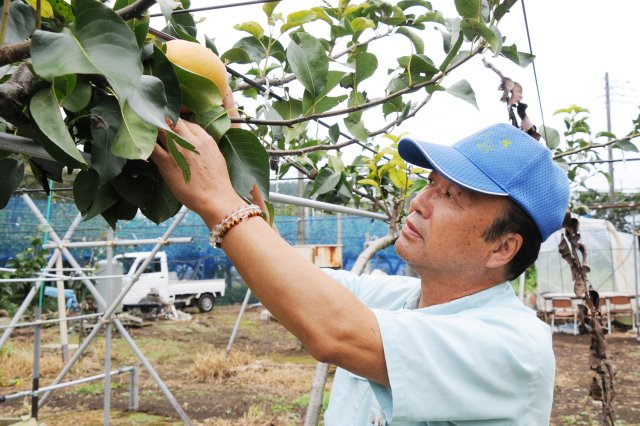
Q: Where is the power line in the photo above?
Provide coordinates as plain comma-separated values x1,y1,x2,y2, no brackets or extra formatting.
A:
520,0,547,137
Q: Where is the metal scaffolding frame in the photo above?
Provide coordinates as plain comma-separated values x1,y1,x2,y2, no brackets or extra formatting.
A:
0,195,195,425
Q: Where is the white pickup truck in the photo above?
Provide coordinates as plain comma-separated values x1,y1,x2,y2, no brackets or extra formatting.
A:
114,251,225,313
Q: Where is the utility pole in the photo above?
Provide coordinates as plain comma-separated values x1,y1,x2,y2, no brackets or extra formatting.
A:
604,73,617,227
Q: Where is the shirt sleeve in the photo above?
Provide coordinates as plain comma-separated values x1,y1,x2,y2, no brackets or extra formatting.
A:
322,269,420,309
369,308,555,423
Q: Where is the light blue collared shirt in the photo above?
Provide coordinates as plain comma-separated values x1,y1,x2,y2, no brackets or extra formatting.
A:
323,270,554,425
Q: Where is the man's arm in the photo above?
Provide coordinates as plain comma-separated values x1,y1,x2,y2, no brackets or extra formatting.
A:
151,118,389,386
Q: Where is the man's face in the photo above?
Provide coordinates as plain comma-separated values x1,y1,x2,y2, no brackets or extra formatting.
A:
395,171,509,278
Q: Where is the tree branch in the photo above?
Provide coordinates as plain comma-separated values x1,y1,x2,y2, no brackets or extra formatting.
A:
0,62,38,138
350,201,402,275
0,0,158,67
553,132,640,160
231,45,483,127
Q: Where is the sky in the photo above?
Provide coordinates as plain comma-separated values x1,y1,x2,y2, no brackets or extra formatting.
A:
149,0,640,193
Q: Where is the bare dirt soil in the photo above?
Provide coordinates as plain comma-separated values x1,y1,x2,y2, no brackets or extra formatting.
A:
1,305,639,425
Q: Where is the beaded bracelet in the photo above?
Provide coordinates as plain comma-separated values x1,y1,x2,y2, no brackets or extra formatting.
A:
209,204,262,248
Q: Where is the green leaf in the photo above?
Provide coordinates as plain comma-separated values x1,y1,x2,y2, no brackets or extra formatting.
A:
401,54,439,83
357,178,381,192
128,75,169,130
396,27,424,54
169,62,222,113
352,52,378,87
151,45,181,125
286,33,329,97
344,116,369,141
273,98,303,119
439,30,463,71
0,158,24,209
30,88,88,169
311,168,342,196
350,17,375,32
596,131,616,139
311,7,333,25
1,1,36,44
263,1,278,18
234,21,264,39
500,44,535,68
494,0,517,21
61,77,92,113
112,162,153,208
49,0,75,24
222,36,285,64
539,125,561,150
281,10,317,32
329,124,341,143
302,70,347,114
446,79,478,110
460,18,500,54
31,0,142,104
219,128,270,198
195,106,231,141
166,136,191,182
90,95,127,184
220,48,252,64
73,169,119,220
143,175,182,224
454,0,480,18
101,198,138,229
73,170,98,213
614,140,638,153
398,0,433,10
166,10,197,40
111,102,158,160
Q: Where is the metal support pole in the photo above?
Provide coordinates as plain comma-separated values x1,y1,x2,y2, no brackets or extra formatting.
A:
42,237,193,249
225,288,253,357
1,366,135,402
31,307,42,420
632,214,639,341
269,192,387,221
0,313,103,330
103,323,112,426
129,365,139,411
56,255,70,362
113,319,193,425
0,213,82,350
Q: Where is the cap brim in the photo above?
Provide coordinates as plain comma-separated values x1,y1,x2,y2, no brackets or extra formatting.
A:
398,137,508,196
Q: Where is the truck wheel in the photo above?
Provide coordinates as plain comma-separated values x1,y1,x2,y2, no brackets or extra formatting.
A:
197,293,216,313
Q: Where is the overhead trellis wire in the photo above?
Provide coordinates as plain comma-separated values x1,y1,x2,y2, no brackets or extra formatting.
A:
148,0,281,17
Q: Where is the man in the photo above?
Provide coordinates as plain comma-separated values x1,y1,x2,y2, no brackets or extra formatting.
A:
151,121,569,425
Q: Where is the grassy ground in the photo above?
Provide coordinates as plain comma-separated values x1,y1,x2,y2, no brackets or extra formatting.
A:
1,305,639,425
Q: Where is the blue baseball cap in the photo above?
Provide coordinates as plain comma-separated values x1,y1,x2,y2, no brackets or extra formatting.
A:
398,123,570,241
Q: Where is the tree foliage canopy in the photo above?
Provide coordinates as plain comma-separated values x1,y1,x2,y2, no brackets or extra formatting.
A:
0,0,638,229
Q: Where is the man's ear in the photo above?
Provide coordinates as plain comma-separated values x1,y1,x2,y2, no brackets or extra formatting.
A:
485,232,523,270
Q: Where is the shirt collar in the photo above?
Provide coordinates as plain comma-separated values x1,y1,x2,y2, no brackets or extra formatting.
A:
402,282,511,314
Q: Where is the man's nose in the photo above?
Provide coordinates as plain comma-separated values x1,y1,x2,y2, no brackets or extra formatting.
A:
409,190,432,217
